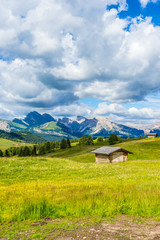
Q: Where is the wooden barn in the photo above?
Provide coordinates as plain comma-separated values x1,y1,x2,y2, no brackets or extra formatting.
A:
91,147,133,163
147,133,158,138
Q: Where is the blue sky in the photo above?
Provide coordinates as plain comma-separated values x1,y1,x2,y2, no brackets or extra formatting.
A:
120,0,160,25
0,0,160,125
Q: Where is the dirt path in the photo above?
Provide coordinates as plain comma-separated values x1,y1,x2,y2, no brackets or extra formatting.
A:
1,216,160,239
54,216,160,240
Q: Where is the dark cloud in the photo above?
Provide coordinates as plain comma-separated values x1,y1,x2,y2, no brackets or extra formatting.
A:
38,73,78,90
18,91,79,108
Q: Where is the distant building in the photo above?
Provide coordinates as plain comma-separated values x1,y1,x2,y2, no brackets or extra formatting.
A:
147,133,158,138
91,147,133,163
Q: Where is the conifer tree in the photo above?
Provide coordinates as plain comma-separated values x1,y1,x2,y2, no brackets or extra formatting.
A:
54,141,60,148
67,138,71,148
8,147,13,156
45,141,51,152
0,149,3,157
4,149,10,157
23,146,31,156
87,135,94,145
109,134,118,145
50,142,55,152
12,147,17,156
60,138,67,149
39,145,46,155
18,147,24,156
79,135,88,145
97,137,104,143
31,145,37,156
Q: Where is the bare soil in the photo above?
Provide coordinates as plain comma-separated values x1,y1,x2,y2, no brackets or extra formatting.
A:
1,216,160,240
51,216,160,240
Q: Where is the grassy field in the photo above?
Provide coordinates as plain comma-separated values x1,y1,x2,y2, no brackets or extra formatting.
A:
0,138,30,151
1,137,160,238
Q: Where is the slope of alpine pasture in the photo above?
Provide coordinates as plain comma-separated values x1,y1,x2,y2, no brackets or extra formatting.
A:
33,121,74,141
0,138,31,151
1,138,160,226
118,137,160,161
51,137,160,162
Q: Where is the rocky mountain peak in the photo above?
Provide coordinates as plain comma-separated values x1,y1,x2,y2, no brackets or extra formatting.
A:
13,111,55,127
9,112,149,139
76,116,86,122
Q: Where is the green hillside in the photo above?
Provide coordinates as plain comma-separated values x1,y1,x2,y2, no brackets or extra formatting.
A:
117,137,160,160
50,137,160,162
40,121,67,132
33,121,74,141
0,130,46,144
0,119,72,141
1,137,160,239
0,138,30,151
9,121,28,130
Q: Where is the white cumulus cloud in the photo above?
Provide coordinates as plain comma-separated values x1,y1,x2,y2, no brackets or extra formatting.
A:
94,102,160,124
0,0,160,122
139,0,160,8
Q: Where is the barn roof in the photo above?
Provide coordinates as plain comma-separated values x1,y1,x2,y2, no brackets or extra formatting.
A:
91,146,133,155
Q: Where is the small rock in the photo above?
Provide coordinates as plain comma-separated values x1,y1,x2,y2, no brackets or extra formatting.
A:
90,228,95,231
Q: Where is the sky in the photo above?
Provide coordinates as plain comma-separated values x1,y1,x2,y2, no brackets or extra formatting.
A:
0,0,160,125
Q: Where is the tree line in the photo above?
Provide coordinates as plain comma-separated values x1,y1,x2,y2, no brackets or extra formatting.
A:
71,134,122,145
0,135,95,157
0,134,137,158
0,138,71,157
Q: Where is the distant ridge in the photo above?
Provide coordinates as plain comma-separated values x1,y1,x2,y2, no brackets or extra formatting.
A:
13,111,56,126
0,111,151,141
58,116,144,138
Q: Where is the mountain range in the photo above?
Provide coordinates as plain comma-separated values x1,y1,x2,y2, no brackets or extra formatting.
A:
0,111,156,141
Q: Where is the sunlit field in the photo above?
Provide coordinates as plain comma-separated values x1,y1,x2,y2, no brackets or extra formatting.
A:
1,137,160,224
0,138,29,151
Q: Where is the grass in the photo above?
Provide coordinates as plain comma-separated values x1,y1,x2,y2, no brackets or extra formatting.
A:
117,137,160,160
0,218,79,240
0,138,30,151
40,122,62,131
1,137,160,225
10,121,27,130
37,121,67,134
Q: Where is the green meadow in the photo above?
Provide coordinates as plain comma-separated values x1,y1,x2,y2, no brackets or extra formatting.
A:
0,138,30,151
1,137,160,225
